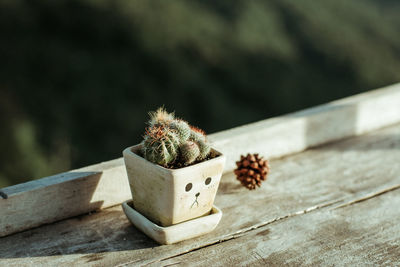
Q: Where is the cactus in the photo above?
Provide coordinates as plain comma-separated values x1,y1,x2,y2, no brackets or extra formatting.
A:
148,108,174,126
179,141,200,164
141,108,211,167
142,125,180,166
170,120,191,141
188,127,211,160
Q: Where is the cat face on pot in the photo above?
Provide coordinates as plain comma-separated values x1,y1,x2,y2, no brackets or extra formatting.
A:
184,176,215,208
174,174,220,221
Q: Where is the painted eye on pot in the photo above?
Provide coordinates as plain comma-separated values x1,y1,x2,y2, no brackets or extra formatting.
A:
185,183,193,192
205,177,212,185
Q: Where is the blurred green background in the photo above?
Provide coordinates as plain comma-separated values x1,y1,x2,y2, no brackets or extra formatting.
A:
1,0,400,187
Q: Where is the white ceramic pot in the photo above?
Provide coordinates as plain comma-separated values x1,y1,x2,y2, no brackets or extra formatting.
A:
123,144,225,226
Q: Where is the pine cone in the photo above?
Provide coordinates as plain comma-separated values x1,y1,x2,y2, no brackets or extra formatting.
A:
234,153,270,190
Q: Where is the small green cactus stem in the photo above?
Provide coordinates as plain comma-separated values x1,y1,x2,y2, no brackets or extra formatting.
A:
148,107,175,127
180,141,200,165
170,120,191,141
189,130,211,161
141,125,180,166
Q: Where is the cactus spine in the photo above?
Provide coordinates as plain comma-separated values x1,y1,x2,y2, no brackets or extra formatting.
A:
141,108,211,167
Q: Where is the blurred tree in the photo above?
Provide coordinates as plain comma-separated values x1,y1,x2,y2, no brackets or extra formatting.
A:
1,0,400,186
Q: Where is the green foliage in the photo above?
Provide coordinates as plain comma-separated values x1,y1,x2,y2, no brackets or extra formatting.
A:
1,0,400,185
141,108,211,167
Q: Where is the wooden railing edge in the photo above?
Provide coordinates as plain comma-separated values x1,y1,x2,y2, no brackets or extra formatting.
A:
210,83,400,170
1,83,400,237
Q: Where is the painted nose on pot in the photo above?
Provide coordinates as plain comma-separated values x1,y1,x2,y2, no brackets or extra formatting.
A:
195,192,200,197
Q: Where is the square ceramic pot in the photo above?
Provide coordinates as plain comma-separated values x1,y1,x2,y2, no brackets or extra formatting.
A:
123,144,225,226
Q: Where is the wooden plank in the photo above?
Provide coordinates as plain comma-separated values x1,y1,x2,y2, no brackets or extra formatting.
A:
1,123,399,266
159,187,400,266
0,159,130,237
1,83,400,237
210,82,400,171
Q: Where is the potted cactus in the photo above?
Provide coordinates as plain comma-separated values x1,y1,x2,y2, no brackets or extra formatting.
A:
123,108,225,231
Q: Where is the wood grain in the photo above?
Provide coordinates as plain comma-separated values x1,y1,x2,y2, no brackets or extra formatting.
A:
1,122,399,266
210,82,400,171
159,187,400,266
0,159,130,237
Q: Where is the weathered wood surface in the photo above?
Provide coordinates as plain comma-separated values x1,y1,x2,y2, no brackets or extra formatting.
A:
0,159,130,237
1,122,399,266
211,82,400,171
160,187,400,266
1,83,400,238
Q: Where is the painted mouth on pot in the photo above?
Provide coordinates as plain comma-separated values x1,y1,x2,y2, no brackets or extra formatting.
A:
190,195,199,208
